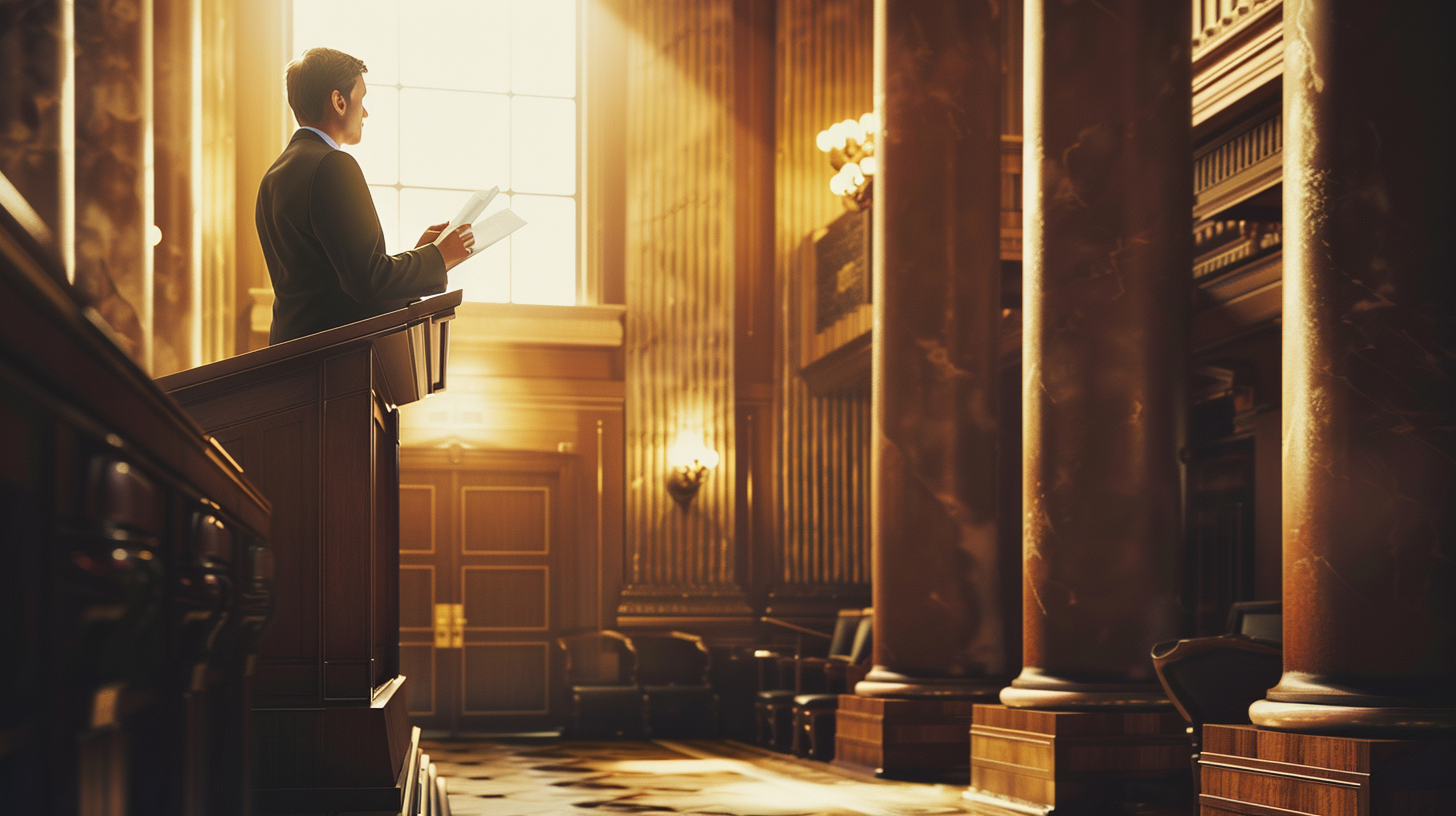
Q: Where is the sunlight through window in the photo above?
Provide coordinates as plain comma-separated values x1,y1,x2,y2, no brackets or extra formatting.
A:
293,0,580,304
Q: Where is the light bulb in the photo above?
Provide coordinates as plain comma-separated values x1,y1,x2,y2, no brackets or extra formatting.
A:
859,111,877,135
847,119,866,145
860,155,877,175
844,162,864,185
149,225,163,247
815,129,835,152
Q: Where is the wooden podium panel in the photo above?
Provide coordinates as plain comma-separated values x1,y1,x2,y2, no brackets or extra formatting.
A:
2,177,273,815
157,291,460,814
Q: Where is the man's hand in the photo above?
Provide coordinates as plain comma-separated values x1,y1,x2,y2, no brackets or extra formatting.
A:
416,222,449,247
436,224,476,270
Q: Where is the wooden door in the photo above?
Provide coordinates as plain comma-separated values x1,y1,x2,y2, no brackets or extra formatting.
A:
398,451,576,734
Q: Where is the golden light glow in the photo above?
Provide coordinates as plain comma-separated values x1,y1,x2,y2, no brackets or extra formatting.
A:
293,0,579,305
817,111,875,206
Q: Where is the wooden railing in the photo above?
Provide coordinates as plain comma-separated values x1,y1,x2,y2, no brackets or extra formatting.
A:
1193,0,1279,55
1194,112,1281,199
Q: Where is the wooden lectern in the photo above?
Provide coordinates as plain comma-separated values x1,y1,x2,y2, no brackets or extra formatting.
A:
156,291,461,815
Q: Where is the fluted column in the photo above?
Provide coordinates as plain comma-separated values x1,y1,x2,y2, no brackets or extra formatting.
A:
1004,0,1191,709
619,0,748,622
1248,0,1456,734
856,0,1009,698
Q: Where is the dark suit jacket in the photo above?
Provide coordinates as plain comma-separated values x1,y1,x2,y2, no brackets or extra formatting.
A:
256,129,447,344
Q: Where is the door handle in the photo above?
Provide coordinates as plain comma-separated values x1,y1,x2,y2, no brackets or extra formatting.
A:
434,603,451,649
435,603,466,649
450,603,466,649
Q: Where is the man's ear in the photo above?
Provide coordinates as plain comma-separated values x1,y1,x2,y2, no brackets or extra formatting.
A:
331,88,347,117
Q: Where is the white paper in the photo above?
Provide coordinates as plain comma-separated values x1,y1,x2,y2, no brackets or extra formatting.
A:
433,187,499,245
467,209,528,256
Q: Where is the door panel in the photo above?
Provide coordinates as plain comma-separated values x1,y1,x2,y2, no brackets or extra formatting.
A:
399,452,577,734
398,470,453,729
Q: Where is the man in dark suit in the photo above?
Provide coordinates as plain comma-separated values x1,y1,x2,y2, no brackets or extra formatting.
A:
256,47,475,344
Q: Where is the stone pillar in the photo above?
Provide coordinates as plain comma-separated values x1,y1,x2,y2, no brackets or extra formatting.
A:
1246,0,1456,736
152,0,194,376
965,0,1192,811
1006,0,1190,712
74,0,153,370
0,0,65,239
834,0,1009,781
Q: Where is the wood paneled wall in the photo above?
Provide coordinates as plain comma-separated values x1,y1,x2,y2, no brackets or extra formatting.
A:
621,0,744,607
773,0,874,597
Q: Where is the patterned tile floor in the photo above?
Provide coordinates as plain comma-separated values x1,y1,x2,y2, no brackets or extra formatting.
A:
421,738,976,816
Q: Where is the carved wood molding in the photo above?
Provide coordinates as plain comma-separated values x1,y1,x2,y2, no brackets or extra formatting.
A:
1192,0,1282,130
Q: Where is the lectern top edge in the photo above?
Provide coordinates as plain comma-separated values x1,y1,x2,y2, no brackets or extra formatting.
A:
154,289,464,394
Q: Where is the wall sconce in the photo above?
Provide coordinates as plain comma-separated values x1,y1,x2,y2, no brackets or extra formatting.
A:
816,112,877,210
665,433,720,507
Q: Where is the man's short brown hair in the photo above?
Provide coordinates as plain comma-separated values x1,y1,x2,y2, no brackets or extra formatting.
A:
285,47,368,126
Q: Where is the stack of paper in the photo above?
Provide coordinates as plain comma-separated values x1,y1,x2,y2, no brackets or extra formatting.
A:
433,186,528,257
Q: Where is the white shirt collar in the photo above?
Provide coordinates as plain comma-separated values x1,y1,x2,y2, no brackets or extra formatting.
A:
299,126,339,150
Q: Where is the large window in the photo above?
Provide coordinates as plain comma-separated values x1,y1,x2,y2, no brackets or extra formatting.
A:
291,0,580,304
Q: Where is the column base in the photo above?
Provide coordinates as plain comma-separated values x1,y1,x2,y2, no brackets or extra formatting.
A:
1200,724,1456,815
833,694,987,782
964,704,1189,816
1001,669,1171,710
1250,697,1456,736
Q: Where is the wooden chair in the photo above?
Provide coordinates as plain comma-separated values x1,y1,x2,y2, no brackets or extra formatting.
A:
792,609,873,760
754,610,862,752
633,631,719,738
557,630,646,738
1151,601,1282,795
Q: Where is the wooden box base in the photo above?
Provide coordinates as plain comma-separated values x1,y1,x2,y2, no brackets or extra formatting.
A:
254,676,415,814
1199,724,1456,816
963,704,1190,815
832,695,979,781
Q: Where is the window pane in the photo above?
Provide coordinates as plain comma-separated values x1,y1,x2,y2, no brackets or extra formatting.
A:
293,0,399,87
368,185,399,254
399,187,471,255
509,194,574,305
510,0,575,98
400,0,511,92
343,85,398,185
400,89,510,190
510,97,575,196
453,194,513,302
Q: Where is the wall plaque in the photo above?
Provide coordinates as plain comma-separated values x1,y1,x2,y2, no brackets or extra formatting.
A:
814,209,871,332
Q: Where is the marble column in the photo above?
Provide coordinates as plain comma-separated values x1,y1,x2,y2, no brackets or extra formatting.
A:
0,0,65,240
150,0,194,376
1248,0,1456,735
832,0,1008,781
857,0,1008,696
1002,0,1191,711
73,0,153,370
964,4,1192,809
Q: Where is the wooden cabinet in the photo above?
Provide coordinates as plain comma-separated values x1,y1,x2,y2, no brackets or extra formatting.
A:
1,178,272,815
156,292,459,815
